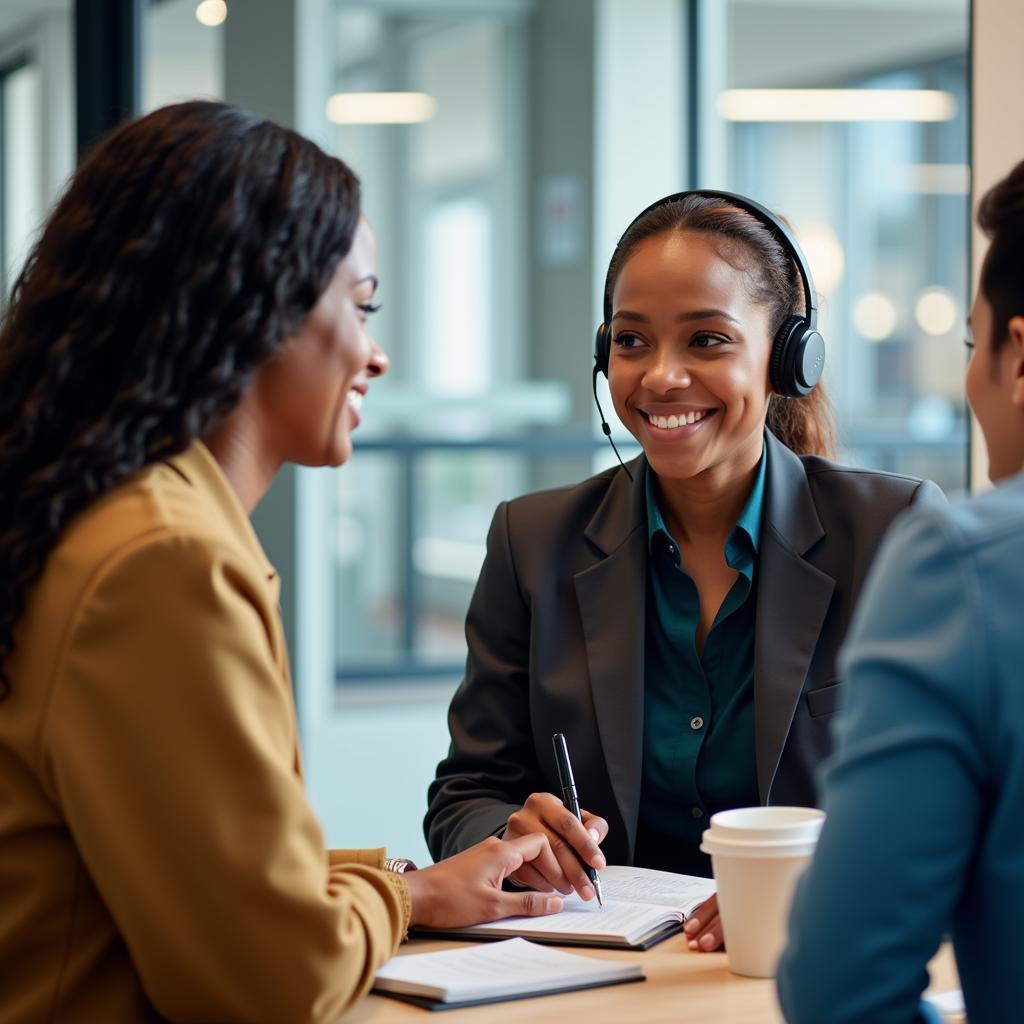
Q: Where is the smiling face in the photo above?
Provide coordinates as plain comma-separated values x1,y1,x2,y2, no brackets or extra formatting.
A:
608,229,775,484
256,216,389,468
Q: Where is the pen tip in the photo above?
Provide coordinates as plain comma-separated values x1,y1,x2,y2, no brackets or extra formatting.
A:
594,878,604,907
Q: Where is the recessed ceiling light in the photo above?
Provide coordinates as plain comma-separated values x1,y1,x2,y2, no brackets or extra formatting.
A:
915,287,958,336
717,89,956,123
853,292,897,342
195,0,227,28
325,92,437,125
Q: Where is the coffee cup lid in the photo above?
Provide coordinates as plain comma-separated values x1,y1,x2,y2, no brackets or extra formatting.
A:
699,806,824,859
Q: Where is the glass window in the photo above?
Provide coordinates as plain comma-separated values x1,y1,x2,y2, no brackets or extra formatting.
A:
330,2,537,681
420,197,492,395
328,0,970,688
143,0,224,112
698,0,970,496
1,58,43,297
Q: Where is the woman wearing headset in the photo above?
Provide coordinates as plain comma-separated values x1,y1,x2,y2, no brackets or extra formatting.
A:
425,191,946,951
0,101,564,1024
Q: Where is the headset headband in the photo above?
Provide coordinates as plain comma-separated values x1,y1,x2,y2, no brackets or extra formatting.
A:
601,189,818,332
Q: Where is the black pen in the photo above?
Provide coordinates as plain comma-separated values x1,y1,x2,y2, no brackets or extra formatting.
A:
551,732,603,907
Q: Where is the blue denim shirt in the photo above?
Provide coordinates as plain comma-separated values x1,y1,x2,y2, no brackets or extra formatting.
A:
778,473,1024,1024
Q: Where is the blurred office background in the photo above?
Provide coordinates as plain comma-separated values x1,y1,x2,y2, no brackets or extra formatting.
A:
0,0,973,864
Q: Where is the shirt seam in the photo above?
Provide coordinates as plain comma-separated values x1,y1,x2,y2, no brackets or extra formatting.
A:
497,501,531,611
803,464,925,485
47,857,84,1024
957,528,996,779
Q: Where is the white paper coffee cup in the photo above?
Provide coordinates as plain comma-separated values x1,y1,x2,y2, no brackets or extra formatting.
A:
700,806,825,978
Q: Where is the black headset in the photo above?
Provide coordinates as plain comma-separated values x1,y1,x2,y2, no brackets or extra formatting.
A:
593,189,825,398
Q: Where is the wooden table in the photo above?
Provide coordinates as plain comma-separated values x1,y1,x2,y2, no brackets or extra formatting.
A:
341,935,961,1023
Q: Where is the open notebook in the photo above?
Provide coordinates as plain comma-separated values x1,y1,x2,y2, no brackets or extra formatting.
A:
373,937,644,1010
413,864,717,951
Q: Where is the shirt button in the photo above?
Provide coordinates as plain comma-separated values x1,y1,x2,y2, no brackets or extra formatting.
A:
690,716,704,731
691,807,704,819
667,544,676,556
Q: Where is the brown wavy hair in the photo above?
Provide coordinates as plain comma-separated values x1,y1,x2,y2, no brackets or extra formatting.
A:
0,100,362,698
606,193,836,459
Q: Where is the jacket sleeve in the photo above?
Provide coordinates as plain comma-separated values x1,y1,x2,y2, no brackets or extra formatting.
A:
41,532,408,1024
424,500,547,861
777,507,985,1024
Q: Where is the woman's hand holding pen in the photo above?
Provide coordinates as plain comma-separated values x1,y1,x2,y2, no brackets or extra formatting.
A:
683,893,724,951
503,792,608,901
404,835,565,929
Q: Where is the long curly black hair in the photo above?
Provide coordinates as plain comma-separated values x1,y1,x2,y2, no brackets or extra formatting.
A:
0,100,362,698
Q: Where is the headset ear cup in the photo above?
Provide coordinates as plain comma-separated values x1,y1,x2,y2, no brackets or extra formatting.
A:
594,322,611,377
769,315,804,397
770,316,826,398
795,330,825,394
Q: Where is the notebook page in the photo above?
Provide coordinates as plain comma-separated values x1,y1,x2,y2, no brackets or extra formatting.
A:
924,989,965,1018
373,937,641,1001
600,865,717,917
467,897,680,944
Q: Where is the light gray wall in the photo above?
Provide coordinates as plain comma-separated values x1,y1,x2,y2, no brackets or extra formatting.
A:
224,0,298,126
523,0,597,488
223,0,301,681
527,0,596,430
222,0,337,753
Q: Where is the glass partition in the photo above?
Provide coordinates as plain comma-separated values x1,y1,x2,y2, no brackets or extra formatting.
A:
700,0,970,494
330,1,540,682
1,57,43,296
326,0,969,687
142,0,224,111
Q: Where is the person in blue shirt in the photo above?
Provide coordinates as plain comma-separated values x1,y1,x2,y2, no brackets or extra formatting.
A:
777,158,1024,1023
425,190,944,952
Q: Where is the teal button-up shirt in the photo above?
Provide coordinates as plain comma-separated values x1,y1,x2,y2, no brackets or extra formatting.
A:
635,450,766,877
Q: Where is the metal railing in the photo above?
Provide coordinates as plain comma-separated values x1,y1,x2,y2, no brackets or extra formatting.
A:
338,430,966,684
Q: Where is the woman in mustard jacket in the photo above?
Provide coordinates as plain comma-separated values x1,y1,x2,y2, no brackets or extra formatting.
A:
0,101,563,1024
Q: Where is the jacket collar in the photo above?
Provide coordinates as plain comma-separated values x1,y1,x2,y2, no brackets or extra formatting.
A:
582,454,649,557
761,429,825,557
165,440,279,589
753,431,834,801
583,431,811,556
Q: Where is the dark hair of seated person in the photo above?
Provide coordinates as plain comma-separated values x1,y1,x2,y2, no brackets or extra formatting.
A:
0,100,361,698
605,193,837,459
977,158,1024,350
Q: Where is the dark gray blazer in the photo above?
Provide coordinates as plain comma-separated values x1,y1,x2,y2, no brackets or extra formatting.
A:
425,431,946,866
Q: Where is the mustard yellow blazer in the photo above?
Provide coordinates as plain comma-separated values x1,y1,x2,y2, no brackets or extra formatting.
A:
0,440,409,1023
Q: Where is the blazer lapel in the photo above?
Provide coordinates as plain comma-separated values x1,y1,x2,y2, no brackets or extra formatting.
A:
754,433,835,802
574,458,647,859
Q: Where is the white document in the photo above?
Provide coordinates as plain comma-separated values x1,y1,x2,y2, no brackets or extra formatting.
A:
466,896,682,945
421,864,717,947
373,937,643,1003
925,989,966,1019
599,864,717,918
